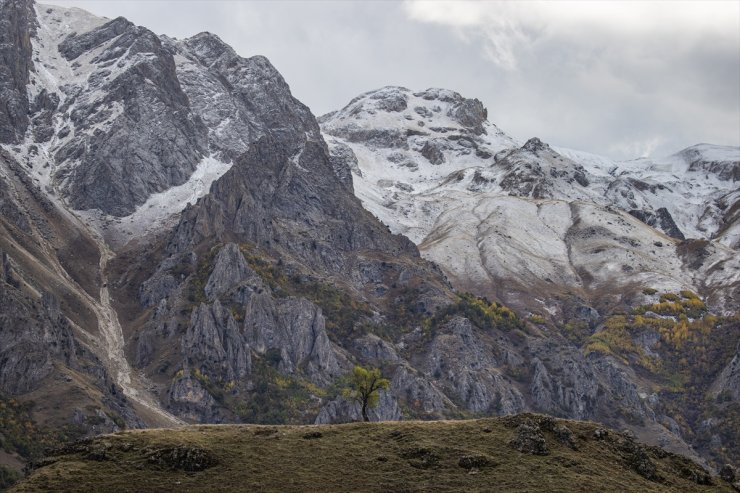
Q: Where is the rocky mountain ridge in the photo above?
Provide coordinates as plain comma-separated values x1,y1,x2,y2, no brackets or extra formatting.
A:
0,0,737,481
320,86,739,315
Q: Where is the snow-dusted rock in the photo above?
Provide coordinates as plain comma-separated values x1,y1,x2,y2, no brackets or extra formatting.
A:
320,87,740,313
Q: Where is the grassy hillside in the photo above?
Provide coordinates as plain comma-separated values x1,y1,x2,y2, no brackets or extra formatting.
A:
12,414,734,493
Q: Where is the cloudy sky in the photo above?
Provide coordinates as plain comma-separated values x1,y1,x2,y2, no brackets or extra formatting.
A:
51,0,739,160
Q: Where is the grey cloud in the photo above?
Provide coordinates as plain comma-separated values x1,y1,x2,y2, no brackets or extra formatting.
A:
50,0,739,160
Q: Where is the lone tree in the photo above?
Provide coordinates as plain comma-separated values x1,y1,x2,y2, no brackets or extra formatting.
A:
343,365,390,422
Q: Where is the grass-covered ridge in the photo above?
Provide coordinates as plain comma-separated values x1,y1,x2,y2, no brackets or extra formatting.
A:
13,415,733,493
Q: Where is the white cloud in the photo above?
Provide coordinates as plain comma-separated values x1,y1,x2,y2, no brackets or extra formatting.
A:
402,0,740,158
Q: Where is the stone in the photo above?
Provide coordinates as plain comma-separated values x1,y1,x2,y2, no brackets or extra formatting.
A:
204,243,256,300
618,438,658,481
182,300,251,382
55,17,208,216
326,138,360,192
449,98,487,134
145,445,218,471
243,293,341,385
594,428,609,440
426,317,524,415
0,0,34,144
553,425,578,450
420,139,446,165
509,420,549,455
721,464,736,483
458,455,492,469
167,372,227,423
628,207,685,240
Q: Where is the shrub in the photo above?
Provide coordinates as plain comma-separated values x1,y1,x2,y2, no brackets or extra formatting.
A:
0,465,22,490
429,293,521,334
528,314,547,325
680,290,700,300
659,293,681,303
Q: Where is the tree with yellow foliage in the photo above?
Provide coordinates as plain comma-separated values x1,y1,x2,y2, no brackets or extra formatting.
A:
342,366,390,422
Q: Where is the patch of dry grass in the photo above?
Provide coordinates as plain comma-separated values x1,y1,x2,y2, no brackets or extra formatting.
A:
12,415,732,493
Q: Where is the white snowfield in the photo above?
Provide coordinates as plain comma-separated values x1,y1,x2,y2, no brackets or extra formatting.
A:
77,155,231,247
320,87,739,314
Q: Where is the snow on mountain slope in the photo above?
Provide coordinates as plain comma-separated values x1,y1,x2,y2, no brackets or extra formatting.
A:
10,4,321,245
604,144,740,246
321,87,740,313
15,3,209,218
77,154,231,247
320,86,516,243
421,193,738,315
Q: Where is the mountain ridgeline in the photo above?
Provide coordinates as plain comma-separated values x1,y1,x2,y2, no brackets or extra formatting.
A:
0,0,738,488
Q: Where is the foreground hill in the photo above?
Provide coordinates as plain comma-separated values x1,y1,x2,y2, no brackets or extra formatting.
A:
12,415,736,493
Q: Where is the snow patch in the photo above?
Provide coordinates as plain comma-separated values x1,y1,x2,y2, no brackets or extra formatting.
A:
77,155,232,247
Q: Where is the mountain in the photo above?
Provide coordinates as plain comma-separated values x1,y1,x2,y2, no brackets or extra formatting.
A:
0,0,738,486
320,86,739,316
320,85,740,468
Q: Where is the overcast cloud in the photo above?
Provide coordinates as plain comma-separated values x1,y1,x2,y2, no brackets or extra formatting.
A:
50,0,739,160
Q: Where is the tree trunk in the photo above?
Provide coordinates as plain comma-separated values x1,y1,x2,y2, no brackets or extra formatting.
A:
361,400,369,422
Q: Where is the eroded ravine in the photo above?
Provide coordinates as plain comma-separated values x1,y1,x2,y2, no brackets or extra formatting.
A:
22,139,185,427
92,233,185,427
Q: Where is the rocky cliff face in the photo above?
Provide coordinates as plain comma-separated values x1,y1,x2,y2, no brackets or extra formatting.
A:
0,0,34,144
0,148,141,440
54,14,208,216
0,0,737,477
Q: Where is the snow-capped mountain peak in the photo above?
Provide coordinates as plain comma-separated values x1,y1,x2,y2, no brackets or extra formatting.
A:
320,86,739,315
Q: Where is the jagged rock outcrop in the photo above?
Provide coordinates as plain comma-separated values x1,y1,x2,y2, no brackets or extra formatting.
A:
243,294,342,385
325,137,359,191
0,166,30,232
389,364,454,416
681,145,739,182
424,317,525,414
711,343,740,402
352,333,401,365
182,301,251,382
420,139,446,165
494,138,593,200
529,355,598,420
173,32,321,159
53,14,208,216
0,0,34,144
167,136,420,275
0,285,77,394
629,208,685,240
203,243,256,300
509,419,550,455
167,371,230,423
